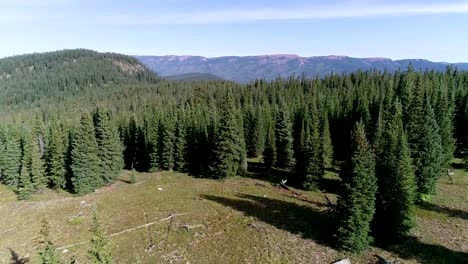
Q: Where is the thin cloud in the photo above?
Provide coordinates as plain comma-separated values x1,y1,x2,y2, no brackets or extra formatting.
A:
104,2,468,25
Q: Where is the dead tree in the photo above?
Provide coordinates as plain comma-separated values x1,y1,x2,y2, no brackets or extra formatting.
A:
324,194,336,212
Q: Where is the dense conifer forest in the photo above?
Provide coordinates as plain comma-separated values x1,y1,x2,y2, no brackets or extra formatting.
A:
1,50,468,256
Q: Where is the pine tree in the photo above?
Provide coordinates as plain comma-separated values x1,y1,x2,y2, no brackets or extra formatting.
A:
46,122,66,189
210,90,241,178
413,102,444,200
335,121,377,253
302,110,323,190
436,89,456,168
30,132,46,190
37,219,62,264
158,116,176,171
244,104,264,158
274,108,294,169
17,158,34,200
236,113,248,175
148,115,160,172
173,117,187,172
406,74,426,145
2,130,22,187
93,108,124,184
294,115,307,183
88,206,112,264
398,66,415,124
129,168,136,184
321,112,333,169
263,116,276,172
71,113,102,194
374,100,416,243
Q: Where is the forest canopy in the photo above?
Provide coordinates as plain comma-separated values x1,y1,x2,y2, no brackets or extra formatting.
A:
1,49,467,252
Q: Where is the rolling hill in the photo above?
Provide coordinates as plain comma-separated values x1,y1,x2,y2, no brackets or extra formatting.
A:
0,49,158,112
136,54,468,83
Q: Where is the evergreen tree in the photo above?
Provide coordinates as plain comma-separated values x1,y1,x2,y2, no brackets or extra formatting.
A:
413,102,444,200
406,74,426,146
17,158,34,200
209,90,241,178
37,219,62,264
18,129,46,197
263,117,276,172
294,115,307,183
88,206,112,264
147,116,160,172
71,113,101,194
302,110,323,190
236,113,249,175
321,112,333,169
244,104,264,158
173,117,187,172
46,122,66,189
436,89,456,168
335,121,377,253
157,115,176,171
274,108,294,169
129,168,136,184
93,108,124,184
2,130,22,187
123,117,138,170
398,66,415,124
374,100,416,243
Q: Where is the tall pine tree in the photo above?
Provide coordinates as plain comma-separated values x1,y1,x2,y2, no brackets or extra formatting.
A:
335,121,377,253
321,111,333,169
413,102,444,200
263,115,276,172
274,108,294,169
93,108,124,184
173,113,187,172
302,109,324,190
71,113,101,194
45,121,66,189
2,129,22,187
374,100,416,243
209,90,242,178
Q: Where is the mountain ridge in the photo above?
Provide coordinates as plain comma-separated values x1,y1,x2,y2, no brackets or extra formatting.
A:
136,54,468,83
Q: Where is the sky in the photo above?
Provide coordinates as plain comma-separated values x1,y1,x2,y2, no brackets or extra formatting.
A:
1,0,468,62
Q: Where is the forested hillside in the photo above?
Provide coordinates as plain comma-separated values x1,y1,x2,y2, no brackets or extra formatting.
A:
0,49,157,113
0,50,468,260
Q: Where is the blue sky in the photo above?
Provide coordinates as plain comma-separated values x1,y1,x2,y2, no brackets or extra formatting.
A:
1,0,468,62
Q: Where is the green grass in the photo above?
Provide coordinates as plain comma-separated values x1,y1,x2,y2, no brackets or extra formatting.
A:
0,162,467,263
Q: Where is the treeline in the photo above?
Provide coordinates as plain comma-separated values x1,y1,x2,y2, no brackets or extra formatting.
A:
1,50,468,252
0,108,123,197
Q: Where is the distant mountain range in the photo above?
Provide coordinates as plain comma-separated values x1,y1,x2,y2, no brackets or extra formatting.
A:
136,55,468,83
165,72,223,81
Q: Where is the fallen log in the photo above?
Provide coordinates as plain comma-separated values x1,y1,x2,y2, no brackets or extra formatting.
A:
57,212,188,250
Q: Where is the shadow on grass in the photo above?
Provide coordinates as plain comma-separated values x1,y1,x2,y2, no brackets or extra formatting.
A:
246,161,297,185
8,248,29,264
381,237,468,264
419,202,468,220
202,193,334,246
319,177,341,195
202,194,468,264
247,161,342,195
450,161,465,170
